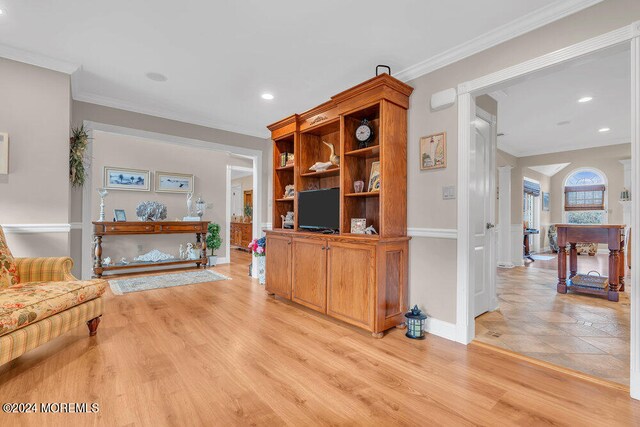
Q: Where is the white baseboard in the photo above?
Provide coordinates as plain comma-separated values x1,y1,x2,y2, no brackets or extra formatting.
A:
425,317,457,341
2,223,71,233
497,262,515,269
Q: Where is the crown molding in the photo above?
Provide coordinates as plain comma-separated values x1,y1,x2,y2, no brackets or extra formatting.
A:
73,91,270,139
0,43,79,74
502,137,631,158
395,0,604,83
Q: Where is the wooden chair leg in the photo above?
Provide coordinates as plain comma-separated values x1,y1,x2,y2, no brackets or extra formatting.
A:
87,316,101,336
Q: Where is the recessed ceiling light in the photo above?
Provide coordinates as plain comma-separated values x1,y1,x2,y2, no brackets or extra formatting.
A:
578,96,593,103
145,72,168,82
261,93,274,100
0,9,4,15
598,127,611,133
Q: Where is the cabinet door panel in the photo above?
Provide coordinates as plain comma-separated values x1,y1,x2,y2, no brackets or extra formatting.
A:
292,238,327,312
327,242,375,329
265,235,292,299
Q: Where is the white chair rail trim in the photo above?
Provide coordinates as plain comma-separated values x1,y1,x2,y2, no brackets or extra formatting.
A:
1,224,73,234
407,227,457,239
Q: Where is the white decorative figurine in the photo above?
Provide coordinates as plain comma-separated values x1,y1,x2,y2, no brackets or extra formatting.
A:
97,188,109,222
179,244,185,260
186,192,193,216
134,249,173,263
102,256,112,266
186,242,197,260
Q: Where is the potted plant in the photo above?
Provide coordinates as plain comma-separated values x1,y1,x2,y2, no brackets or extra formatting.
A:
248,237,266,284
205,223,222,266
244,204,253,223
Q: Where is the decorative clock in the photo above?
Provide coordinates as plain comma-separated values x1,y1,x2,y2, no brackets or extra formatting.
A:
355,119,374,149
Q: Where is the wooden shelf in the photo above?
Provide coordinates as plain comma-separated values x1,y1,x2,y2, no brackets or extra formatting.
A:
344,145,380,158
300,167,340,177
276,164,294,171
339,233,379,240
275,198,295,202
344,192,379,198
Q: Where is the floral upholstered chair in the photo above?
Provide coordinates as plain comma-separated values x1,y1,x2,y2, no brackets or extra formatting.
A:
0,226,107,365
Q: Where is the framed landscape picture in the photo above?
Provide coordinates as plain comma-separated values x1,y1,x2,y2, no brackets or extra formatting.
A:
104,167,150,191
0,133,8,174
420,132,446,170
368,161,380,192
542,192,550,211
156,171,194,193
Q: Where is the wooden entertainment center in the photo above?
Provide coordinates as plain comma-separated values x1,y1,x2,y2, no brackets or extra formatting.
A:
265,74,413,337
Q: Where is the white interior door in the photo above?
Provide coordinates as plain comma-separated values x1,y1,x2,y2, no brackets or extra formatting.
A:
471,108,496,317
231,184,243,216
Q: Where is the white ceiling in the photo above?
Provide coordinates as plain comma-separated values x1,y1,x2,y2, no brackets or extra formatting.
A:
528,163,570,177
0,0,596,138
492,45,631,158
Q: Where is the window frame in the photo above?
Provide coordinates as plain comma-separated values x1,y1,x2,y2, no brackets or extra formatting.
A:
562,167,608,224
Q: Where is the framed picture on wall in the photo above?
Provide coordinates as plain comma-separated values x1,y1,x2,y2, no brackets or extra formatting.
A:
104,167,150,191
156,171,194,193
420,132,446,170
0,133,8,175
542,192,550,211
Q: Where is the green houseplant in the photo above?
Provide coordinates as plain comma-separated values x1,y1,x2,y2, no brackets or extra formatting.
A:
69,125,90,187
205,223,222,266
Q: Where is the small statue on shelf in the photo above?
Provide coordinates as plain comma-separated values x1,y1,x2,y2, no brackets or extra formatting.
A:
283,184,295,199
364,225,378,235
281,211,294,229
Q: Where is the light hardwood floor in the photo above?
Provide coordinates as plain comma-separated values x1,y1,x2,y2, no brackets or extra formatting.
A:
476,253,630,385
1,250,640,426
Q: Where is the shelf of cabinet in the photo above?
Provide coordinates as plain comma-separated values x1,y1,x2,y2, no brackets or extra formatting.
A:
275,198,295,202
276,164,294,171
344,145,380,158
300,167,340,178
344,192,379,198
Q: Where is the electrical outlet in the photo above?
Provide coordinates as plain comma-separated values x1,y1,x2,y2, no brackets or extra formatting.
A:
443,185,456,200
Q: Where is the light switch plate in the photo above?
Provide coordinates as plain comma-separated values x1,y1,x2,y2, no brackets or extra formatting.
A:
443,185,456,200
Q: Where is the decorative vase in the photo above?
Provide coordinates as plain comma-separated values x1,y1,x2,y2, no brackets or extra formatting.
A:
257,256,266,285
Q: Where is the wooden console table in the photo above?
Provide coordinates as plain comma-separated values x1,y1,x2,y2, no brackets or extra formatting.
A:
92,221,209,278
556,224,625,302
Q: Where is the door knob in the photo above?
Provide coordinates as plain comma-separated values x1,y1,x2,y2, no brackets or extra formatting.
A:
486,223,495,229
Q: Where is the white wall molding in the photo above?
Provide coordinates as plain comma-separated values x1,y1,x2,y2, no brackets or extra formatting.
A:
407,227,457,239
395,0,603,82
458,21,638,95
1,224,71,234
76,93,269,139
261,223,272,231
425,317,457,341
0,43,79,75
630,32,640,400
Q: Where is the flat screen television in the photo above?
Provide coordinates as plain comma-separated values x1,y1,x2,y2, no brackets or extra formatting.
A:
298,188,340,231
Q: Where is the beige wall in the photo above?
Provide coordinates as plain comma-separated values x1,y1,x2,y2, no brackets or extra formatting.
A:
90,131,251,264
0,58,71,258
232,175,253,193
406,0,640,324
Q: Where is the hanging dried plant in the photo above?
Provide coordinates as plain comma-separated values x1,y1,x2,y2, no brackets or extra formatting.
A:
69,125,90,187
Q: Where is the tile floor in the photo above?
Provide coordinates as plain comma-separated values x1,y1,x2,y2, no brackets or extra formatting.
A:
475,253,630,385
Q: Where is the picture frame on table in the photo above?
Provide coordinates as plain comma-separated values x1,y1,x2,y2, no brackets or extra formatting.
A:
156,171,194,193
420,132,446,170
114,209,127,222
351,218,367,234
104,166,150,191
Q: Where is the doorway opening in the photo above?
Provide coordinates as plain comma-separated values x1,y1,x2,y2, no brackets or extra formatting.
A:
228,166,254,265
465,42,634,388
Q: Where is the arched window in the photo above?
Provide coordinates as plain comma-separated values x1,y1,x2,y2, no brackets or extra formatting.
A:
564,168,607,224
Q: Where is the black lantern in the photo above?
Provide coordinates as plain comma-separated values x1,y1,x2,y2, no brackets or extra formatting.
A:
404,305,427,339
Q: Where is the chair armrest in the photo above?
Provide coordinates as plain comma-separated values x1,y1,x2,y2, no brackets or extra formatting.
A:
14,257,77,283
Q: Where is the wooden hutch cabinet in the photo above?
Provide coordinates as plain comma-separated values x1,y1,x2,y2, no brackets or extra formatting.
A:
265,74,413,337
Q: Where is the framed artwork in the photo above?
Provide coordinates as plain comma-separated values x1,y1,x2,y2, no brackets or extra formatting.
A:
542,192,550,211
351,218,366,234
156,171,194,193
104,167,150,191
420,132,446,170
114,209,127,222
368,161,380,192
0,133,8,174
